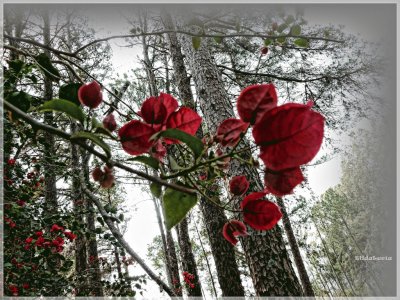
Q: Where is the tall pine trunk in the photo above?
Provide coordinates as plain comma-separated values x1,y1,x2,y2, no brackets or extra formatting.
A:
70,123,89,295
41,11,58,216
276,197,315,296
180,35,303,296
163,13,245,297
82,149,104,296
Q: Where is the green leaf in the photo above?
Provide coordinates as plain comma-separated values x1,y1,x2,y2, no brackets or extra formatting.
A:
264,39,273,46
168,156,182,171
277,23,288,33
153,128,204,159
35,53,61,82
70,131,111,157
37,99,86,124
59,83,82,105
6,91,32,113
192,36,202,50
127,155,159,170
213,36,223,44
150,182,162,198
277,36,287,44
286,14,295,24
163,186,198,230
290,24,301,36
9,59,25,75
294,38,309,48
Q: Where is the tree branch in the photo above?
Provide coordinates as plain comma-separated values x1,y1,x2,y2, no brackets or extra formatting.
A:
4,34,81,59
218,64,364,83
80,178,176,297
4,100,197,196
74,30,345,55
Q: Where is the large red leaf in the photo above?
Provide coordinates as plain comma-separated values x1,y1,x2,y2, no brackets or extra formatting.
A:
166,107,202,136
241,192,282,230
216,118,249,147
222,220,248,246
118,120,156,155
252,103,324,170
140,96,168,125
264,167,304,196
159,93,179,119
237,84,277,125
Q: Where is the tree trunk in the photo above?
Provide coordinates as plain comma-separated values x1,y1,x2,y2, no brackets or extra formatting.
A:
163,13,245,297
70,123,89,296
176,217,203,297
165,227,182,296
180,34,303,296
276,197,315,296
41,11,58,216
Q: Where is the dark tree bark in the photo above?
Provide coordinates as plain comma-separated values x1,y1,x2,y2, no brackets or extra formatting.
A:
180,35,303,296
276,197,315,296
176,217,203,297
163,13,245,297
80,143,103,296
165,227,182,296
70,123,89,296
41,11,58,216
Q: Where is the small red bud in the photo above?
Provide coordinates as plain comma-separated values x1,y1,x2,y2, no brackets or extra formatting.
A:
103,113,117,132
92,167,103,182
261,46,269,55
78,81,103,109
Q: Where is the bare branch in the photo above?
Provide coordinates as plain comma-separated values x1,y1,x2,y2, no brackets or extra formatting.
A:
80,178,176,297
74,30,345,55
4,34,81,59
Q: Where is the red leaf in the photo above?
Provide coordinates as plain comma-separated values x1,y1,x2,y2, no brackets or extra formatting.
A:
241,192,282,230
141,96,168,125
229,175,250,196
78,81,103,109
216,118,249,147
159,93,179,119
237,84,277,125
166,107,202,136
140,93,179,125
252,103,324,170
103,113,117,132
264,167,304,196
119,120,156,155
222,220,248,246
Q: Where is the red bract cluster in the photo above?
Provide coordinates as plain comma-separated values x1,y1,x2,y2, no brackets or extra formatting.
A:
119,93,202,159
92,165,115,189
24,227,77,253
220,83,324,196
182,271,196,289
221,84,324,245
